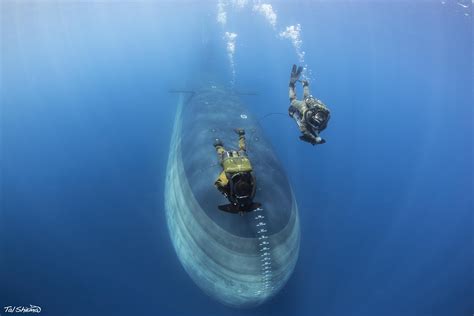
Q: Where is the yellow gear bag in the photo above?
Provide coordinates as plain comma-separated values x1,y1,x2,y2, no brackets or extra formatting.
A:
222,156,253,173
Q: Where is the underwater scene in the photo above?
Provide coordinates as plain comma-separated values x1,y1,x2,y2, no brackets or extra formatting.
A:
1,1,472,316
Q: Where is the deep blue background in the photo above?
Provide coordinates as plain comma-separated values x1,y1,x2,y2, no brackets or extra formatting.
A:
1,1,472,316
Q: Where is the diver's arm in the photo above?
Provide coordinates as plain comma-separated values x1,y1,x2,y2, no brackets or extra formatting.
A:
309,129,325,145
289,65,302,102
234,129,246,152
239,135,246,152
214,139,226,164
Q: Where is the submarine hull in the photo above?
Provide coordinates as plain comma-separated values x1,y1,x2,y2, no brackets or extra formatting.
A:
165,85,300,308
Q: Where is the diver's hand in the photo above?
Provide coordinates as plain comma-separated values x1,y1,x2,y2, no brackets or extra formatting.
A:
213,138,223,147
299,132,326,146
302,80,309,87
289,64,303,86
315,136,326,145
234,128,245,136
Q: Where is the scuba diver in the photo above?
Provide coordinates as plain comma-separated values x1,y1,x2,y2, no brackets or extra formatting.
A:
213,128,261,215
288,64,331,145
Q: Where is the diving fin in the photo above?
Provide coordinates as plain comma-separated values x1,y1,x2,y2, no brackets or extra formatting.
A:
290,64,304,85
296,65,303,78
291,64,297,75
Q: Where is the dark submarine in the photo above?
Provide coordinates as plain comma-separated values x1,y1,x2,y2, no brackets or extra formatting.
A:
165,79,300,307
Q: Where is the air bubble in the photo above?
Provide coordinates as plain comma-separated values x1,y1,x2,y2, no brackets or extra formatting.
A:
253,205,273,294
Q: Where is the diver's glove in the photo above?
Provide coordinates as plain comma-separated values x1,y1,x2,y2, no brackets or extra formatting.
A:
302,80,309,87
289,64,303,87
315,136,326,145
213,138,223,147
299,133,326,146
234,128,245,136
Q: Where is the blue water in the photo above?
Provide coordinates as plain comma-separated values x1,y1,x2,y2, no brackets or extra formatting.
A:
1,1,472,316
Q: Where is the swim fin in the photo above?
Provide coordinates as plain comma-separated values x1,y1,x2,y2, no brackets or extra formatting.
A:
296,65,303,78
290,64,304,85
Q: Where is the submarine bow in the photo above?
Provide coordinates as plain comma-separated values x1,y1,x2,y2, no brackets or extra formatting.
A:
165,84,300,308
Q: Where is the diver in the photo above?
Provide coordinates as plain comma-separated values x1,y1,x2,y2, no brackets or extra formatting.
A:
288,64,331,145
213,128,261,214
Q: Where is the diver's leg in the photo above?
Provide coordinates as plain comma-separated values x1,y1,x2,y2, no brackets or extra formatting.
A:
303,81,310,99
289,84,297,102
214,138,225,164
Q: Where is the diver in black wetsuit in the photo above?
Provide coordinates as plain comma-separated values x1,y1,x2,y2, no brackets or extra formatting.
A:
288,64,331,145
